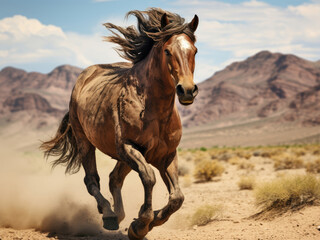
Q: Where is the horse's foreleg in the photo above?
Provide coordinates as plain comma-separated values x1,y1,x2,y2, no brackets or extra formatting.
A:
109,161,131,224
82,146,119,230
149,153,184,230
118,143,156,240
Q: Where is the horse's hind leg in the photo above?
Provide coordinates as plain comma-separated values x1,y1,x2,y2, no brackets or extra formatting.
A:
109,161,131,224
149,152,184,230
79,138,119,230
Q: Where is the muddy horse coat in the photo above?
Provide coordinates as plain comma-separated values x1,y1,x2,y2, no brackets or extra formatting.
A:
41,8,199,240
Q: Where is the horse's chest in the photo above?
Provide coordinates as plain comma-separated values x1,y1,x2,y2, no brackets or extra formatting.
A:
143,121,182,163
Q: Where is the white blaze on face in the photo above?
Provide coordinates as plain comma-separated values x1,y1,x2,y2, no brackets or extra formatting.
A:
177,35,191,53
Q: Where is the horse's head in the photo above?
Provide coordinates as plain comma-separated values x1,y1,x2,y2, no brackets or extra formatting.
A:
161,14,199,105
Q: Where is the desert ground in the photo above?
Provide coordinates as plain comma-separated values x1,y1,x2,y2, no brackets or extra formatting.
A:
1,121,320,240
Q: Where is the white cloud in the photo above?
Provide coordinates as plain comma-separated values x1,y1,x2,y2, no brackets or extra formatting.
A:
0,15,122,72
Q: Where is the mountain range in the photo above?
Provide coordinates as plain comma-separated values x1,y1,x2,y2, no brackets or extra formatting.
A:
1,51,320,146
0,65,82,126
178,51,320,127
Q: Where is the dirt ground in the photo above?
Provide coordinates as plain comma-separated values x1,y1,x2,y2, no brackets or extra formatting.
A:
1,144,320,240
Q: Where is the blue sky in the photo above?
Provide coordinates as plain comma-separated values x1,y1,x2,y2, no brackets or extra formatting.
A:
1,0,320,82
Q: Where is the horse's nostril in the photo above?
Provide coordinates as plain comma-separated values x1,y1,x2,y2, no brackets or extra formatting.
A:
192,85,199,97
176,84,185,96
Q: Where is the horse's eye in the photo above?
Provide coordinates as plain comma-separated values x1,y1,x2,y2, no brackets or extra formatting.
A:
164,49,171,56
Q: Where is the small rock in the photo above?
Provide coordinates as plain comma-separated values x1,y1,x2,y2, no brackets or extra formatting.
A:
317,226,320,231
192,225,198,230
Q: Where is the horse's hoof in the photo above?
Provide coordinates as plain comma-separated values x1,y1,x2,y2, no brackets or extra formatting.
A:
128,225,143,240
103,216,119,230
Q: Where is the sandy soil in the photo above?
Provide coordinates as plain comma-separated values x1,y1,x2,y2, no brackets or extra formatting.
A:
1,141,320,240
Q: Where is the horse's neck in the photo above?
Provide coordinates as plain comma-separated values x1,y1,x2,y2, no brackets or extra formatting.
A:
134,48,176,116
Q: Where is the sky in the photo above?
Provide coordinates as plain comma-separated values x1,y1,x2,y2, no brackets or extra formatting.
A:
1,0,320,82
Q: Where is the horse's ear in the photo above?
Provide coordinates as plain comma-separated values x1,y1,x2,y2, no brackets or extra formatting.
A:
189,14,199,32
161,13,170,29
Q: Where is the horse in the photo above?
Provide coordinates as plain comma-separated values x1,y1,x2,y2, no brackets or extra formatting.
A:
41,8,199,240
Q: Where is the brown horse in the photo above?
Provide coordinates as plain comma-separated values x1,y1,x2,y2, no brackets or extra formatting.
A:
41,8,199,240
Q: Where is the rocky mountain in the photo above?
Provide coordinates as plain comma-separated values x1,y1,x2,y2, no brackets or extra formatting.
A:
179,51,320,127
0,65,82,127
0,65,82,113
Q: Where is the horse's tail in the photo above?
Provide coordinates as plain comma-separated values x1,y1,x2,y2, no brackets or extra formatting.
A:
40,112,81,174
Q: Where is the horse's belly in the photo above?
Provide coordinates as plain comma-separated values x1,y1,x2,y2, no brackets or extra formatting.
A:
76,94,120,158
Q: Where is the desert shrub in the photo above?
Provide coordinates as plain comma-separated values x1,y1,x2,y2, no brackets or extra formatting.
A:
312,148,320,156
199,147,207,151
237,160,255,170
235,150,252,159
260,151,272,158
194,159,224,182
228,156,242,165
262,147,285,158
305,158,320,174
178,164,190,176
273,153,304,170
253,150,262,157
193,151,211,163
190,204,223,226
254,174,320,211
292,148,306,157
207,149,218,160
238,176,256,190
218,152,232,161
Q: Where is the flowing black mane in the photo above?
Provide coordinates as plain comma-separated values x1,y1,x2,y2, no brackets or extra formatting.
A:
104,8,196,64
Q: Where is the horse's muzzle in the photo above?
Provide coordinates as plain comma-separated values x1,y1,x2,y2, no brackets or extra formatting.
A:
176,84,198,105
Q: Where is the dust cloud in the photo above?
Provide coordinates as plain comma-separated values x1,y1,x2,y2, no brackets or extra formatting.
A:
0,141,102,236
0,137,169,237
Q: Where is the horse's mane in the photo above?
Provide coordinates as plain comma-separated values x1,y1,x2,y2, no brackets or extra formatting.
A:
103,8,196,64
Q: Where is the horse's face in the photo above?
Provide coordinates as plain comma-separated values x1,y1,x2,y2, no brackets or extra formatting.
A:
162,15,199,105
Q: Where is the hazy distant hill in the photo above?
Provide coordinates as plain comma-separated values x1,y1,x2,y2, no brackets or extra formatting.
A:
179,51,320,128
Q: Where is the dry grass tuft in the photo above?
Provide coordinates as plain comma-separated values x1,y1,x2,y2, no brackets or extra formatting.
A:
272,153,304,170
254,174,320,211
190,204,223,226
228,156,242,165
238,176,256,190
235,150,252,159
305,158,320,174
194,159,224,182
228,157,255,170
237,160,255,170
